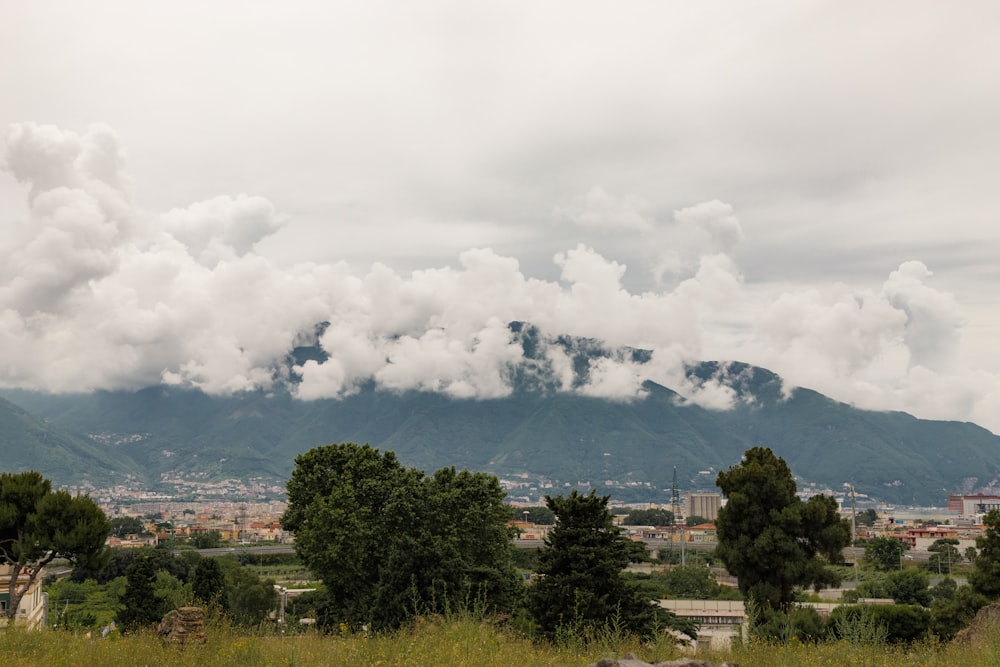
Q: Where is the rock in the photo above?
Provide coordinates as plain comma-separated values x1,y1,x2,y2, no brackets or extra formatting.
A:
585,654,739,667
158,606,207,646
953,602,1000,647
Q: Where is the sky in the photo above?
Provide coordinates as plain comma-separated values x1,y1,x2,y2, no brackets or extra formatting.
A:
2,1,999,432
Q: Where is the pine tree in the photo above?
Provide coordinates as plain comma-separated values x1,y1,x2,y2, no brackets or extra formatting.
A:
715,447,851,610
116,554,164,633
528,489,694,640
192,557,228,610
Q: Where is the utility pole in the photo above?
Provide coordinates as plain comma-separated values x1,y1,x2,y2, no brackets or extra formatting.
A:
672,467,685,566
849,484,857,545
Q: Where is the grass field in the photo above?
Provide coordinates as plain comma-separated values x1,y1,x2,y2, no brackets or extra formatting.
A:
3,616,1000,667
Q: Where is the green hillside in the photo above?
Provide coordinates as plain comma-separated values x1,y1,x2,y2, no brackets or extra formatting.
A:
4,359,999,505
0,395,140,487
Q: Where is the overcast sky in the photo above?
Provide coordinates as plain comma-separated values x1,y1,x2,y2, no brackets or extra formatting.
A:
2,2,999,432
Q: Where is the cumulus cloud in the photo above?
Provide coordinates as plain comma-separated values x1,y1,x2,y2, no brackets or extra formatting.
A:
2,123,1000,435
162,194,283,266
651,200,745,281
882,260,964,372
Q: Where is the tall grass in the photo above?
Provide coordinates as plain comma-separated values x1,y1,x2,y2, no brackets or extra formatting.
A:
3,616,1000,667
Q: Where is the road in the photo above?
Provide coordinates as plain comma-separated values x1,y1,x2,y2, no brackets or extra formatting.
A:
515,540,933,564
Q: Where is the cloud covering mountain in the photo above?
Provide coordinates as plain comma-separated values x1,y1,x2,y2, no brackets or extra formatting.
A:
1,3,998,433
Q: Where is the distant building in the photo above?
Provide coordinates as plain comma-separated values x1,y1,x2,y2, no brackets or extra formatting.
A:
901,526,958,550
686,492,721,521
948,494,1000,516
0,565,47,629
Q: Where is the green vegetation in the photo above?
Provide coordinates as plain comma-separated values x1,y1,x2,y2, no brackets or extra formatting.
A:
622,508,674,526
519,506,556,525
862,536,908,571
715,447,851,610
630,564,738,601
0,470,111,619
970,509,1000,598
189,530,224,549
108,516,150,538
8,356,1000,505
48,544,278,634
116,553,162,633
856,508,879,526
281,443,520,632
845,569,932,607
527,489,695,641
3,614,1000,667
925,538,963,575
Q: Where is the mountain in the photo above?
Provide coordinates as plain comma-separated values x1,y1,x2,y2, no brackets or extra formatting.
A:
0,395,142,486
2,359,998,506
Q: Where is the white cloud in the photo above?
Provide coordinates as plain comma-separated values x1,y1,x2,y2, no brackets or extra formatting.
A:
162,195,283,267
2,1,1000,436
882,261,964,372
2,121,999,436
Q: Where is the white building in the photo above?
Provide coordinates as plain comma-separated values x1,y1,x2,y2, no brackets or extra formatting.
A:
0,565,47,629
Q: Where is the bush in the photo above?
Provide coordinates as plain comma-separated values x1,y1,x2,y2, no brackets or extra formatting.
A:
829,604,931,643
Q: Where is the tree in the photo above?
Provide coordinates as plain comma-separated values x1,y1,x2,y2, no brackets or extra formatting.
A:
520,506,556,525
931,577,958,601
863,536,908,571
0,471,111,620
192,557,228,610
116,554,164,633
108,516,149,538
715,447,851,610
969,509,1000,598
884,568,931,607
622,508,674,526
527,489,695,641
225,566,276,626
658,564,723,599
930,584,988,640
926,538,962,575
685,515,711,527
189,530,223,549
855,509,879,527
281,443,520,632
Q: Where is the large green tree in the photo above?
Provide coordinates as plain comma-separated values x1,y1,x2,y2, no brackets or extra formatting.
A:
863,535,909,571
715,447,851,610
527,489,695,641
281,443,520,631
969,509,1000,598
0,471,110,620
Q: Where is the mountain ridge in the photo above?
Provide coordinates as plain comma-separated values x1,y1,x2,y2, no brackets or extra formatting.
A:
2,357,998,506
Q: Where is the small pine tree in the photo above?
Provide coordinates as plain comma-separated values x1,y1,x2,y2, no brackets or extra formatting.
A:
116,555,164,633
192,557,228,610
